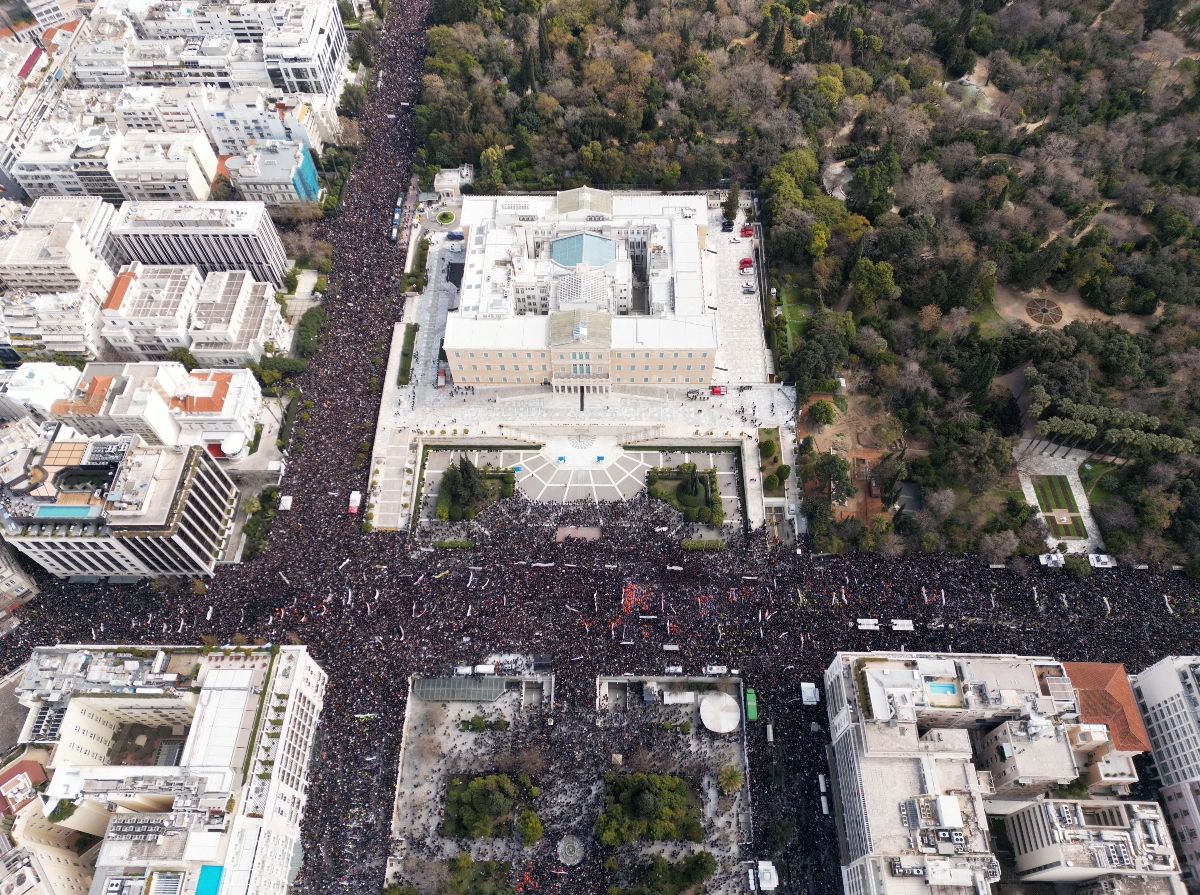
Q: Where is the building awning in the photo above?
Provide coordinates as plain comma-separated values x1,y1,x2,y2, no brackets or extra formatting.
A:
413,677,507,702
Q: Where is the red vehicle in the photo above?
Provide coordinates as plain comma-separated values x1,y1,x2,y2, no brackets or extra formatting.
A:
740,224,754,237
711,385,728,395
739,257,753,271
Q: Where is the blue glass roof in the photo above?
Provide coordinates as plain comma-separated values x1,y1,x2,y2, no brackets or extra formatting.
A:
551,233,615,267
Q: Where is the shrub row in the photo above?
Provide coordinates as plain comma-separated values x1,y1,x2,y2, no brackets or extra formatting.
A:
296,306,325,359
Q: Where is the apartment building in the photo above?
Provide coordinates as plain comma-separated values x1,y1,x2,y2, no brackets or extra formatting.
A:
98,262,204,358
261,0,348,96
108,132,219,202
0,425,237,578
11,115,124,201
0,289,106,358
0,541,37,605
71,16,271,90
189,269,287,366
225,139,319,206
109,84,337,154
108,200,288,286
0,21,84,198
134,0,282,39
1133,657,1200,887
26,0,83,29
0,219,113,295
19,196,120,270
9,643,326,895
48,360,262,452
824,652,1162,895
0,213,114,361
0,362,82,421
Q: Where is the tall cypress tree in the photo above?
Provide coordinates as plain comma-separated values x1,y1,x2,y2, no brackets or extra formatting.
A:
537,16,551,64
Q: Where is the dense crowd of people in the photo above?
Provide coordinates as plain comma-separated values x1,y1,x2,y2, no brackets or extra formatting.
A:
0,4,1197,895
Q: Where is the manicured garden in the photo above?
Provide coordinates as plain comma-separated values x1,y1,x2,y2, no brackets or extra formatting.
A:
241,487,280,560
1047,515,1089,539
1032,474,1087,539
607,853,716,895
1033,474,1079,513
758,428,790,497
400,238,430,293
647,462,724,524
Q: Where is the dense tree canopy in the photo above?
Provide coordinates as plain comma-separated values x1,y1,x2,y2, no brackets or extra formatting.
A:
415,0,1200,562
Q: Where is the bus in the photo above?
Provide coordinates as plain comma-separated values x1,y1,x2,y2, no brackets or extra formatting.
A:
745,688,758,721
389,190,404,241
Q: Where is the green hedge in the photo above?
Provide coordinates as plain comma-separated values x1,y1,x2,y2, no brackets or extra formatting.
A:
296,306,325,358
398,323,419,385
401,239,430,293
434,540,475,548
435,480,453,520
276,389,302,449
681,539,724,549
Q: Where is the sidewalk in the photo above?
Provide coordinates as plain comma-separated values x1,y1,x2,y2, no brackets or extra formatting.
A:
367,323,418,530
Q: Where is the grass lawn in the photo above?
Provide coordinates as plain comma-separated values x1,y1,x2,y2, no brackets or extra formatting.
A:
1079,462,1115,497
970,299,1006,338
1032,474,1079,512
779,300,810,352
1047,515,1088,539
650,479,688,512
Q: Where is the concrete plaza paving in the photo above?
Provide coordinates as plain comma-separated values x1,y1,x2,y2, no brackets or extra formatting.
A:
706,210,771,384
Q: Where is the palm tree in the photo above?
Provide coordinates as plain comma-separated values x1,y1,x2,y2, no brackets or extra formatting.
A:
717,765,744,794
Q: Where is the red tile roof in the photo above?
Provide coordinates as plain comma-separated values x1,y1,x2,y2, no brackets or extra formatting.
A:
103,268,138,312
171,371,232,413
51,375,114,417
1063,662,1151,753
16,46,40,79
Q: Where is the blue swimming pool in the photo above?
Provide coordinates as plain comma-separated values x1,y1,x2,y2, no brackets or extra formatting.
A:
928,682,957,695
35,506,94,519
196,866,224,895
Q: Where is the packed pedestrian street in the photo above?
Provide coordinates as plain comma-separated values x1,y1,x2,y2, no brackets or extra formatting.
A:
0,2,1196,895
